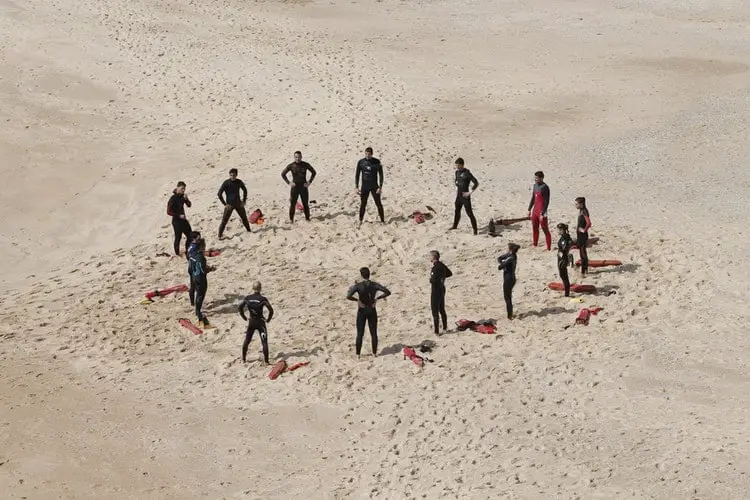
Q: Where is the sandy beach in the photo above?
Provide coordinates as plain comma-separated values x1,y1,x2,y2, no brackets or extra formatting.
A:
2,0,750,498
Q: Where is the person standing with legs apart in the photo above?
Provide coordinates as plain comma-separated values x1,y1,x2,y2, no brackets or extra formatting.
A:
575,197,592,277
556,223,574,297
239,281,274,365
167,181,193,258
346,267,391,359
281,151,317,223
217,168,252,239
429,250,452,335
497,243,520,319
188,236,215,328
450,158,479,235
527,171,551,250
355,147,385,224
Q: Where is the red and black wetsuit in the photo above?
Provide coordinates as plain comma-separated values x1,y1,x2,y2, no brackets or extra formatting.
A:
282,161,317,222
528,182,551,250
167,191,192,257
355,157,385,223
576,207,592,275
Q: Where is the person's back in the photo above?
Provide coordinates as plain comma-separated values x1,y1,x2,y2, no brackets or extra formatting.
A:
352,280,379,309
242,292,271,320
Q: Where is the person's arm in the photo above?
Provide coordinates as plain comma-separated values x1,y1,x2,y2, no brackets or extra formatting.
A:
584,210,591,231
264,299,274,322
355,161,361,189
184,196,192,208
238,301,248,322
217,180,227,206
167,195,178,216
542,184,550,216
240,180,247,204
469,172,479,192
346,284,358,301
497,253,511,269
377,161,384,189
307,163,317,184
373,282,391,301
444,264,453,278
528,187,535,213
281,165,291,185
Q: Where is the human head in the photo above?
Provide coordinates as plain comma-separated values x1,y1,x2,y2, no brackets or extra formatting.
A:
294,151,302,163
508,243,520,253
359,267,370,280
534,171,544,184
365,147,373,159
252,281,262,293
429,250,440,263
556,223,569,235
575,197,586,210
194,236,205,251
175,181,186,195
455,157,465,169
190,231,202,242
229,168,238,179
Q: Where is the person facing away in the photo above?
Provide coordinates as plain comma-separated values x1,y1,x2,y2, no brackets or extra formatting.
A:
556,223,574,297
527,170,551,250
281,150,317,223
429,250,453,335
450,157,479,235
217,168,251,239
575,197,592,277
188,236,215,327
497,243,521,320
355,147,385,224
346,267,391,359
167,181,193,258
238,281,274,365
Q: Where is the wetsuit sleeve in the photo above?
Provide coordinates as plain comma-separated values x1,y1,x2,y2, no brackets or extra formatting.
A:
167,194,178,216
238,300,248,321
217,180,228,206
307,163,317,183
444,264,453,278
584,211,592,231
240,180,247,203
346,284,358,301
264,299,274,322
528,188,535,212
378,161,384,188
373,282,391,300
542,184,550,215
469,172,478,191
497,253,511,269
184,196,192,208
355,161,361,188
281,164,291,184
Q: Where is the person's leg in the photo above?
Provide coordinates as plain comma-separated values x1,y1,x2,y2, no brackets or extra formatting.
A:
189,276,196,306
464,198,478,235
578,233,589,276
531,213,540,246
259,323,269,364
503,278,514,318
559,262,570,297
172,220,182,256
195,276,207,322
242,325,254,363
236,204,252,231
289,185,300,222
182,220,192,257
368,310,378,356
439,288,448,331
451,196,462,229
358,189,369,222
540,216,551,250
430,288,440,334
372,190,385,223
355,309,366,356
301,187,311,221
218,205,234,238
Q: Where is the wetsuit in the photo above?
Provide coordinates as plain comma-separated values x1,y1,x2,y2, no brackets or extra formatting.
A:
577,207,592,275
452,168,479,234
528,182,551,250
188,247,211,323
239,293,274,364
346,280,391,356
355,157,385,223
497,252,517,318
281,161,317,222
217,178,251,238
430,261,453,334
168,191,192,257
557,233,574,296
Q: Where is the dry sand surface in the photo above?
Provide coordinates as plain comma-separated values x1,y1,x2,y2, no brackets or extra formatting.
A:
2,0,750,498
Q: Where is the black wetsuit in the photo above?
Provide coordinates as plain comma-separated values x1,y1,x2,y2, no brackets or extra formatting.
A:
557,233,574,296
168,191,193,257
355,157,385,223
452,168,479,234
577,208,591,275
239,293,274,364
430,261,453,334
497,252,518,318
346,280,391,356
282,161,317,222
188,247,211,323
217,178,251,237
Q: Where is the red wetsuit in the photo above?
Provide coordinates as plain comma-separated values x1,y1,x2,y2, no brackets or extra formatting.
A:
527,182,551,250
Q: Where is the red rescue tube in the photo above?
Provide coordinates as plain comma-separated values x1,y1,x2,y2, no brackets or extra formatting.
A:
575,259,621,268
548,282,597,294
178,318,203,335
269,360,287,380
145,284,189,299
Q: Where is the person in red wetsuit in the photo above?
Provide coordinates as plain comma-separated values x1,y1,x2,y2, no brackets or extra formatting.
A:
527,171,551,250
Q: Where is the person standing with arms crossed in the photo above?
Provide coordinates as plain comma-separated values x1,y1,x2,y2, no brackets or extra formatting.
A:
575,197,592,277
527,171,551,250
556,223,574,297
281,151,317,223
167,181,192,258
217,168,252,239
450,158,479,235
346,267,391,359
497,243,521,320
355,147,385,224
429,250,453,335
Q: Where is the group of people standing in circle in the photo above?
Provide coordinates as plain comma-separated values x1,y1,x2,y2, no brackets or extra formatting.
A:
163,149,593,363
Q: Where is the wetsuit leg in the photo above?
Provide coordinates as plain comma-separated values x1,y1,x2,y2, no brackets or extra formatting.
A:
371,189,385,222
578,233,589,275
367,309,378,355
300,186,311,221
289,185,301,222
430,288,440,334
503,278,515,318
181,220,192,257
194,275,207,322
531,213,540,247
452,196,462,228
189,276,196,306
236,204,252,231
358,188,370,222
258,323,269,364
355,309,366,355
540,216,551,250
463,197,478,235
439,288,448,330
559,261,570,297
218,205,235,238
242,325,255,363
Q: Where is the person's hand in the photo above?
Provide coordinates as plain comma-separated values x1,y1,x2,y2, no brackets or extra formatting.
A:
527,211,531,218
376,188,382,195
462,191,471,198
542,213,547,218
180,214,186,220
577,227,584,233
356,188,361,195
304,182,310,188
358,300,365,308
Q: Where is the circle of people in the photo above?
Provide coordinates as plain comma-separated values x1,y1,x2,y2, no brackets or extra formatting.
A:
165,149,593,363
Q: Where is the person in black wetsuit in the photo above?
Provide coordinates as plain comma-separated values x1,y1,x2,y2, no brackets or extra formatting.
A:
429,250,453,335
450,158,479,235
497,243,520,319
188,236,215,327
355,147,385,224
167,181,192,258
556,223,574,297
281,151,317,223
238,281,274,364
217,168,251,239
346,267,391,359
575,197,592,277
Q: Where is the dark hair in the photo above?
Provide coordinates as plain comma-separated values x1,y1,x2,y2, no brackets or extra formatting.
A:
534,171,544,179
455,158,464,166
176,181,186,188
556,223,569,232
575,197,586,207
190,231,202,241
509,243,520,252
365,147,373,153
229,168,238,175
359,267,370,279
294,150,302,156
430,250,440,261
